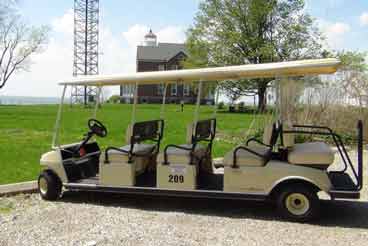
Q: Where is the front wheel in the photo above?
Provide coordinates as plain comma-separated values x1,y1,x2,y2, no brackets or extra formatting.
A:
38,171,62,201
276,184,320,222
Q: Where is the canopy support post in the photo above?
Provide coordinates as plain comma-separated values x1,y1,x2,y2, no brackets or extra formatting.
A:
194,80,203,124
212,85,219,118
131,82,138,126
160,84,168,119
52,85,67,148
93,86,102,119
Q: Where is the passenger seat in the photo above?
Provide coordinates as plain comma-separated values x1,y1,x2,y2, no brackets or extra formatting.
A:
282,124,335,170
223,122,279,167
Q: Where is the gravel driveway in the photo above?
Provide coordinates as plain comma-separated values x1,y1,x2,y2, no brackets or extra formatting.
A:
1,151,368,246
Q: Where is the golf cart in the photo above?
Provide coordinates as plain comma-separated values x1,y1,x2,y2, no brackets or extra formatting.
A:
38,58,365,222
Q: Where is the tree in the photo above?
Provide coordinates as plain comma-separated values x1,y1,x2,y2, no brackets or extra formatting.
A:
185,0,325,111
0,1,49,90
336,51,368,108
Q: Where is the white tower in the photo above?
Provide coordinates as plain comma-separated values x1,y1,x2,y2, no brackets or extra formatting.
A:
144,29,157,46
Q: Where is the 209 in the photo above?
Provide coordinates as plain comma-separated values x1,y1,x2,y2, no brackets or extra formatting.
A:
168,175,184,183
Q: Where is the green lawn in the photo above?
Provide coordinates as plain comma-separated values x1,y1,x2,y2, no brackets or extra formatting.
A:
0,104,261,184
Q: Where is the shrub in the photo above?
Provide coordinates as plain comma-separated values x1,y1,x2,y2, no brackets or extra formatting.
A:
217,101,225,110
107,95,121,104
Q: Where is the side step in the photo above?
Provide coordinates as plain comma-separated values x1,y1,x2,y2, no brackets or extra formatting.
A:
330,190,360,199
64,183,268,201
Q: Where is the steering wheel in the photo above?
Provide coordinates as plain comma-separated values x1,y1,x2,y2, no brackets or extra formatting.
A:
88,119,108,138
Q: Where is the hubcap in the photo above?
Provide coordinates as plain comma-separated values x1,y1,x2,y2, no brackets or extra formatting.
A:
39,177,48,195
285,193,310,216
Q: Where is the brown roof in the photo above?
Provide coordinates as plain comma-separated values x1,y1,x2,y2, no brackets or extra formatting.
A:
137,43,187,62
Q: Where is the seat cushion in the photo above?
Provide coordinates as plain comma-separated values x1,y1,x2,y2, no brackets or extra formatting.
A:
223,145,270,167
288,142,335,166
108,144,155,172
158,144,207,165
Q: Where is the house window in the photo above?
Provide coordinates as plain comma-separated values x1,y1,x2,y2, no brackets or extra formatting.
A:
171,83,177,96
171,64,179,70
183,84,190,96
157,84,165,95
158,64,165,71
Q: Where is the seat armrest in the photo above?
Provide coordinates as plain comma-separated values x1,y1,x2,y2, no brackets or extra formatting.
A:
233,146,270,168
291,124,334,134
246,138,271,147
104,147,131,164
163,144,195,165
106,144,158,164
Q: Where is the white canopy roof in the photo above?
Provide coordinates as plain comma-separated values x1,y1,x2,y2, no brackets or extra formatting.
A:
60,58,340,87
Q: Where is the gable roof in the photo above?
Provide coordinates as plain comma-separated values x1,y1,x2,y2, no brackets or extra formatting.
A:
137,43,187,62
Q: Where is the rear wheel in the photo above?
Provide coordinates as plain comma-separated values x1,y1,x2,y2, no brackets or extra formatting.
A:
38,171,62,201
276,184,320,222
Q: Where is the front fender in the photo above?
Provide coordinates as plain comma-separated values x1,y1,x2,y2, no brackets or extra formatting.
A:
40,150,68,183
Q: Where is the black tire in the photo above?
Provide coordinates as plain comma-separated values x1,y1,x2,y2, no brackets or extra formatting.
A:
38,171,62,201
276,184,320,222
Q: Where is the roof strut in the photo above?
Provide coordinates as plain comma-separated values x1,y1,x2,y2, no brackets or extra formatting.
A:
194,80,203,124
52,85,67,148
160,84,168,120
93,86,102,119
131,82,138,126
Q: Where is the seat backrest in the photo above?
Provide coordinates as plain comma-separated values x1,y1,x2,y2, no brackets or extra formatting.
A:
281,122,295,148
190,118,216,144
262,123,274,146
186,123,195,144
262,122,280,147
128,120,164,144
125,124,133,144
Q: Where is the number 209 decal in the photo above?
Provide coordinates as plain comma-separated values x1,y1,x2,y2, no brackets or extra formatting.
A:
168,175,184,183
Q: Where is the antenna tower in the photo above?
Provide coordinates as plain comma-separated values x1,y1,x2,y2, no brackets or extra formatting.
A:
71,0,99,105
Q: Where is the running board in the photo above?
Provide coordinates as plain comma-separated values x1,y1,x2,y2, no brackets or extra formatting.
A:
64,183,268,201
330,190,360,199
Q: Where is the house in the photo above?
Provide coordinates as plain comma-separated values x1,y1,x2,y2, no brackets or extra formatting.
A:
120,29,214,104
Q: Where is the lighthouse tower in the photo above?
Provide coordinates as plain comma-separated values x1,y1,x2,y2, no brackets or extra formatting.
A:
144,29,157,46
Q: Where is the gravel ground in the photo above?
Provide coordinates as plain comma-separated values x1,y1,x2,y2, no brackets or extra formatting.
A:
1,151,368,246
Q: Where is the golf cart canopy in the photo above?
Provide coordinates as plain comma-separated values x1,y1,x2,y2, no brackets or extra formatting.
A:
59,58,340,86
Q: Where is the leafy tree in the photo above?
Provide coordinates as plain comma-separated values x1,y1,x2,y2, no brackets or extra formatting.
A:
336,51,368,108
185,0,325,111
0,1,49,90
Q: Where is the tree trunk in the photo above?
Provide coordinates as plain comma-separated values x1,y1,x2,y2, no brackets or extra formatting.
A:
257,85,267,112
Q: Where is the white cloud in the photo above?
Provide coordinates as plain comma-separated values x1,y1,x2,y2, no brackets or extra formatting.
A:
51,9,74,36
122,24,148,48
318,20,351,50
156,26,186,43
360,12,368,26
2,10,186,97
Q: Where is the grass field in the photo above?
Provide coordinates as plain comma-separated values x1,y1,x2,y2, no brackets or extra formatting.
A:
0,104,260,184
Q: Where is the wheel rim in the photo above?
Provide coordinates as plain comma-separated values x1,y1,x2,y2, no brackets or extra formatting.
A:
39,177,48,195
285,193,310,216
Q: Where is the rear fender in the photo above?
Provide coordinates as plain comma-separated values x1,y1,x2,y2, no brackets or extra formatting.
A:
269,175,331,196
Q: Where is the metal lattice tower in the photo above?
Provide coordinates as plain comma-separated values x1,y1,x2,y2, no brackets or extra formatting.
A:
71,0,99,106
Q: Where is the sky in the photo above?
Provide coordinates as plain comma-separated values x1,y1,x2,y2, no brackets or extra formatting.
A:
1,0,368,98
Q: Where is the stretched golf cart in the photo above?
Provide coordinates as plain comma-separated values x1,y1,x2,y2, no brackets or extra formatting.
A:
38,58,365,222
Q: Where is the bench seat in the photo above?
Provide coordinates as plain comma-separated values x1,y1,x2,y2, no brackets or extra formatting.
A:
288,142,335,169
